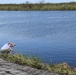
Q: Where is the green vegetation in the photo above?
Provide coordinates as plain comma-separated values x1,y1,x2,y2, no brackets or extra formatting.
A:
0,54,76,75
0,2,76,10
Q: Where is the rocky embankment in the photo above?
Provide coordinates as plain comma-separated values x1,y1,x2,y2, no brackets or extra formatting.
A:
0,58,59,75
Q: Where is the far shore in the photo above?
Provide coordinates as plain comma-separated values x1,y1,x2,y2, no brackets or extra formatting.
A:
0,2,76,11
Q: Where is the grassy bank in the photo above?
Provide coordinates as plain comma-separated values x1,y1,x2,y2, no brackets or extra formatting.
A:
0,54,76,75
0,2,76,10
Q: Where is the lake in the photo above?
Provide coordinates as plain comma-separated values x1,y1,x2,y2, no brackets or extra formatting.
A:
0,11,76,66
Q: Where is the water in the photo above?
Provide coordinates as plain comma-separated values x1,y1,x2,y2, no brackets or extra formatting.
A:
0,11,76,66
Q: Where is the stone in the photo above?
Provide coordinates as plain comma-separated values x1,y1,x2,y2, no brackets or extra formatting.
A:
0,58,59,75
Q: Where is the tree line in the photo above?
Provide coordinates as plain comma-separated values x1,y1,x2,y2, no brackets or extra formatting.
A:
0,2,76,10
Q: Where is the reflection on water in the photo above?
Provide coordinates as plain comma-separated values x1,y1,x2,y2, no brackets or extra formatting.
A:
0,11,76,65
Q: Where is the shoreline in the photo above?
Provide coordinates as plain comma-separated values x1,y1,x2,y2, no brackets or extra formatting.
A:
0,58,59,75
0,54,76,75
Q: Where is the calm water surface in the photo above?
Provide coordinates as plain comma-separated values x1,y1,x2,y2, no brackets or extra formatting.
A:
0,11,76,66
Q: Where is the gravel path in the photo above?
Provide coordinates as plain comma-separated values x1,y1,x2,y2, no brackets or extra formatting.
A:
0,58,60,75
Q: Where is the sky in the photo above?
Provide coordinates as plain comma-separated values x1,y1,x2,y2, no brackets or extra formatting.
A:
0,0,76,4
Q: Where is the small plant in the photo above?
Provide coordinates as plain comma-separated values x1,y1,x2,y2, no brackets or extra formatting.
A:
49,59,54,67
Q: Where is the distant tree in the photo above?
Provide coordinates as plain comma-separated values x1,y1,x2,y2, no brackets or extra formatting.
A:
26,1,29,4
39,0,45,4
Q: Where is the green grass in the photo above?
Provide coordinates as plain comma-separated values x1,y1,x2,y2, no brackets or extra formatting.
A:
0,54,76,75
